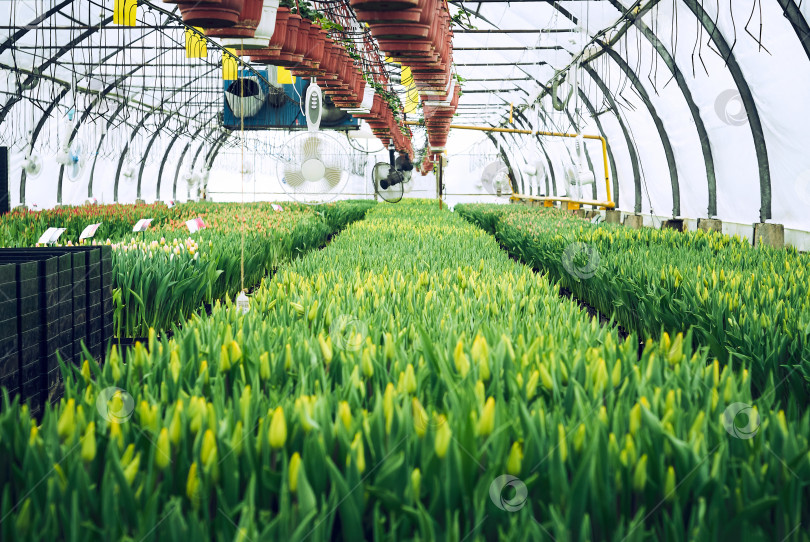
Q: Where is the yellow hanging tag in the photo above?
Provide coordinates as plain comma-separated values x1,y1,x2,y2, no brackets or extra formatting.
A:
401,66,418,114
223,49,238,81
185,27,207,59
113,0,138,26
277,66,295,85
509,103,514,124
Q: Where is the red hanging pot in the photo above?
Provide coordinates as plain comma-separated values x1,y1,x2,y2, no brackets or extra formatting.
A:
266,7,290,51
369,23,429,41
205,0,262,39
177,0,244,28
354,9,421,23
276,13,304,66
349,0,419,11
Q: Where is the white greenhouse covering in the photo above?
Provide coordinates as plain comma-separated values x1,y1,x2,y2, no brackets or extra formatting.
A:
2,1,810,243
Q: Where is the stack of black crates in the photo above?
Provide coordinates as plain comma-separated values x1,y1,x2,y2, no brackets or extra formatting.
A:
0,246,114,416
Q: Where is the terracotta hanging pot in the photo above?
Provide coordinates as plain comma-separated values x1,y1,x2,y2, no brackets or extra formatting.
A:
215,0,281,49
205,0,262,39
354,9,421,23
276,13,304,66
266,7,290,52
177,0,244,28
369,23,429,41
349,0,419,12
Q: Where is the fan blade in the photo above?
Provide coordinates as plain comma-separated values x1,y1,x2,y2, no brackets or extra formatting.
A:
324,166,342,188
301,136,322,161
284,165,306,187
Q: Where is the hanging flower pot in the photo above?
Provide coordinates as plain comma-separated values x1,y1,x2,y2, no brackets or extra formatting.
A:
177,0,244,28
205,0,263,39
349,0,419,11
369,23,429,41
354,9,421,23
215,0,280,49
275,12,304,66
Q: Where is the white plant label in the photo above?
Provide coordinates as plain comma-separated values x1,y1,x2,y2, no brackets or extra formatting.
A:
79,223,102,240
271,204,283,212
37,227,65,244
186,217,206,233
132,218,153,232
236,290,250,315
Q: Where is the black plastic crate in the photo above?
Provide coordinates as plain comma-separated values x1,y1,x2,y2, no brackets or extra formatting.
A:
20,327,41,351
20,359,41,385
0,263,14,285
0,282,15,304
0,314,17,341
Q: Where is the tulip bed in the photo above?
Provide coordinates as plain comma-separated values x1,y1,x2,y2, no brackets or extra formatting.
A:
1,201,807,540
456,204,810,405
0,201,375,338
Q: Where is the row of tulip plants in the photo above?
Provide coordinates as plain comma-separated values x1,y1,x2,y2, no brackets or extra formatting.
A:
1,200,806,540
455,203,810,407
0,200,376,337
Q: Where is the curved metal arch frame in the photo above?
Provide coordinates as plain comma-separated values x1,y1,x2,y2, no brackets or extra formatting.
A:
607,0,718,216
88,100,129,199
511,111,558,196
777,0,810,61
173,124,221,200
599,47,680,217
19,86,71,205
681,0,772,222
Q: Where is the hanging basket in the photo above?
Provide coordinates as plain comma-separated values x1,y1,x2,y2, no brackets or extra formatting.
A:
225,77,266,117
217,0,280,49
177,0,244,28
205,0,263,39
369,23,429,41
349,0,419,11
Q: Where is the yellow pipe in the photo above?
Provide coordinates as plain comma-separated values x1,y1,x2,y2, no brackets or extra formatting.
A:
404,121,613,204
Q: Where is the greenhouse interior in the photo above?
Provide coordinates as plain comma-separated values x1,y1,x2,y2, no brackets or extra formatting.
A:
1,0,809,540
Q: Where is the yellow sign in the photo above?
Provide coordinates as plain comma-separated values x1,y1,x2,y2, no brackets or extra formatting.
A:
277,66,296,84
222,49,238,81
185,27,207,59
113,0,137,26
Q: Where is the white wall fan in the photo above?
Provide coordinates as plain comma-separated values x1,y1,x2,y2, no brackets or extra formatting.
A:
277,83,350,203
523,160,547,196
479,160,511,197
22,132,43,179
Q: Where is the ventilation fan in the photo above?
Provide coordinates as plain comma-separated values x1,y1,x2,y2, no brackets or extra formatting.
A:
22,137,42,179
372,145,412,203
523,160,546,196
225,77,265,118
121,155,140,183
480,160,511,197
277,131,348,203
64,139,86,182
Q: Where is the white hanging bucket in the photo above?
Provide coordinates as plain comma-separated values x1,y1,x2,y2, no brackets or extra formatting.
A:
225,76,266,118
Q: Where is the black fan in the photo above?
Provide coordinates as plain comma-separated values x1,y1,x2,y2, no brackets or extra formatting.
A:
373,162,405,203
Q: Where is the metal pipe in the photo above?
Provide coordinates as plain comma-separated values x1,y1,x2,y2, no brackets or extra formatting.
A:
403,121,612,204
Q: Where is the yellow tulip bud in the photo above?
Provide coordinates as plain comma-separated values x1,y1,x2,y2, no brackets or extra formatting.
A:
57,398,76,442
318,334,333,364
434,416,452,459
350,432,365,473
169,402,183,445
231,421,244,457
220,344,232,372
81,360,92,383
633,454,648,492
361,348,374,377
557,424,568,463
170,350,180,382
629,403,642,436
598,406,609,426
269,407,287,449
201,429,217,469
506,441,523,475
477,397,496,436
337,401,352,430
403,364,417,394
240,385,251,423
412,398,428,437
471,335,490,380
664,466,676,501
81,422,96,463
155,428,171,469
308,299,319,322
123,453,140,486
383,383,395,434
453,339,470,378
109,419,124,451
29,425,39,447
186,462,201,507
285,344,294,370
411,468,422,500
289,452,302,493
573,424,586,453
612,359,622,387
539,364,554,391
260,352,271,380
